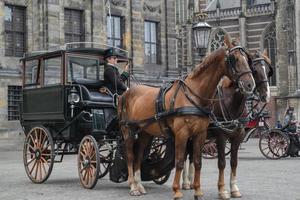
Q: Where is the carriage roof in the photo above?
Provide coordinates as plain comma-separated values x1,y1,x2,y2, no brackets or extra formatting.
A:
20,47,128,62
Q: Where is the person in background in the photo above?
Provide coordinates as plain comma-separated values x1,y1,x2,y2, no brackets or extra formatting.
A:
283,106,299,157
103,48,129,95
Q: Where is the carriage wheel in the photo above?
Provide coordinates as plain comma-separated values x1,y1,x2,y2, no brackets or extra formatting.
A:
259,130,290,159
153,172,171,185
202,139,218,159
78,135,100,189
98,142,113,179
23,126,54,183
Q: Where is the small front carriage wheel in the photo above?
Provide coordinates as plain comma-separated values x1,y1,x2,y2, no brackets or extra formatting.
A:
259,130,290,159
78,135,100,189
23,126,54,183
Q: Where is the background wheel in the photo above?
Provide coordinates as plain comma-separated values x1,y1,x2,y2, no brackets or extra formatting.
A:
23,126,54,183
202,139,218,159
259,130,290,159
98,141,113,179
153,172,171,185
78,135,100,189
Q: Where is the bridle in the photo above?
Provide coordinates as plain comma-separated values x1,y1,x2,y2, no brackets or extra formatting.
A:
225,46,253,86
251,57,270,92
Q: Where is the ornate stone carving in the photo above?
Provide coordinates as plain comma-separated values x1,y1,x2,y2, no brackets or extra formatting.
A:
110,0,126,7
143,1,161,14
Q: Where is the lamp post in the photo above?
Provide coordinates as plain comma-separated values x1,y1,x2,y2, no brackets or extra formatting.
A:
192,12,212,56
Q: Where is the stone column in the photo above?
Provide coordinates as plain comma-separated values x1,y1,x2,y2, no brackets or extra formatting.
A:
276,0,289,96
295,0,300,90
47,1,62,49
239,16,246,47
166,0,176,70
0,1,5,59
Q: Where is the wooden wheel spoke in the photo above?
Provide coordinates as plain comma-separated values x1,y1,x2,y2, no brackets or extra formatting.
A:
29,159,38,175
80,167,86,174
39,160,43,180
34,161,40,180
41,143,51,152
41,161,47,176
26,157,36,166
40,133,47,149
29,134,37,148
40,157,50,166
85,170,90,186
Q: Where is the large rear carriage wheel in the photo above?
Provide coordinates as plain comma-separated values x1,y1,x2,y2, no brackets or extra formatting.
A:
259,130,290,159
78,135,100,189
23,126,54,183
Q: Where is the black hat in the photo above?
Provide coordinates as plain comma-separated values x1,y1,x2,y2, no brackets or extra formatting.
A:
104,48,121,59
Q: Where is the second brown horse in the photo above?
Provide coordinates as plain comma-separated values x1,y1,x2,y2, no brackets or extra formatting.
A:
118,37,255,199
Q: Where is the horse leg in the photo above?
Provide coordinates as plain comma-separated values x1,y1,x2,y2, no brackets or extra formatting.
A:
216,134,230,200
182,140,194,190
182,160,190,190
172,132,189,200
122,128,140,196
230,129,244,198
192,132,207,200
133,133,151,195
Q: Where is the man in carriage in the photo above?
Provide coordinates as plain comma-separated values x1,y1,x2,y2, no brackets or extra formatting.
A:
103,48,130,95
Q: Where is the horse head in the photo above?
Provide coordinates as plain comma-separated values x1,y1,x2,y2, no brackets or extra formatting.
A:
250,49,272,103
223,36,255,95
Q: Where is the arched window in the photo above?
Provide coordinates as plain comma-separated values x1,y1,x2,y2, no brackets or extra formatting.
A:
209,28,227,52
263,25,277,86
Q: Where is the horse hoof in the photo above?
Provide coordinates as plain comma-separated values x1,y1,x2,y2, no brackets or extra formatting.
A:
231,191,242,198
194,195,204,200
182,183,191,190
219,191,230,200
129,189,141,196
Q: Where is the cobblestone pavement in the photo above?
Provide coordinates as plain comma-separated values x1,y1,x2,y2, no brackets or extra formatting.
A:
0,138,299,200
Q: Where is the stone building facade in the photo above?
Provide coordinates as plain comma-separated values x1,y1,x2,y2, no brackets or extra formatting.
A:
176,0,300,125
0,0,177,137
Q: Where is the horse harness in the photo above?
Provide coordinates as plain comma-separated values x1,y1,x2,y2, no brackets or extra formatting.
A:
120,79,212,137
120,46,252,137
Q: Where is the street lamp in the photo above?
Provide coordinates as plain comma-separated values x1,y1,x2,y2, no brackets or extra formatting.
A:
192,12,212,56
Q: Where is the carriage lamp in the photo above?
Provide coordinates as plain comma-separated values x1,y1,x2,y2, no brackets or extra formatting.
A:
192,12,212,56
68,87,80,118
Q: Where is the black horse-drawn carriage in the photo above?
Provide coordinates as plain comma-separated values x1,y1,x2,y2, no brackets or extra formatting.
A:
20,45,173,188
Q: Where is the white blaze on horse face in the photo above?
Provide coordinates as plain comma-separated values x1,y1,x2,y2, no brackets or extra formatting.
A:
242,56,255,93
262,65,271,103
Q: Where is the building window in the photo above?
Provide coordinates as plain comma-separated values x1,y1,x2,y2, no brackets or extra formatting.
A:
107,16,124,48
4,5,26,57
64,9,84,45
8,85,22,121
264,26,277,86
144,21,158,64
247,0,257,7
209,29,226,52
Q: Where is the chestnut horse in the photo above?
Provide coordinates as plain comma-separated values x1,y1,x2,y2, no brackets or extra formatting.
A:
182,50,272,200
118,37,255,199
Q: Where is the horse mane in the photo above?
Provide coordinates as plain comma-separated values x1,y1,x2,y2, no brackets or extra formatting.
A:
261,54,271,65
191,48,226,78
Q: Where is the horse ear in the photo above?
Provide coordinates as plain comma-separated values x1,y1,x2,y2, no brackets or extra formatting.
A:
224,34,233,49
262,49,268,57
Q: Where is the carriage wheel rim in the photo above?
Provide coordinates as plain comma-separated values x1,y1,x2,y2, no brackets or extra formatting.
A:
78,135,100,189
259,131,290,159
23,126,54,183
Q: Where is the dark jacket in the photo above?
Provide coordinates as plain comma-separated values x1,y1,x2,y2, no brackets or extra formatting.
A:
104,63,129,95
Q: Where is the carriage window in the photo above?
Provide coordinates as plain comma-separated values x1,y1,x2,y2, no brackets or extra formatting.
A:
25,60,39,86
67,56,101,82
44,57,61,86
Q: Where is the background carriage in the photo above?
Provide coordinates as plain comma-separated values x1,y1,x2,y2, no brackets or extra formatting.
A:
20,44,174,188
